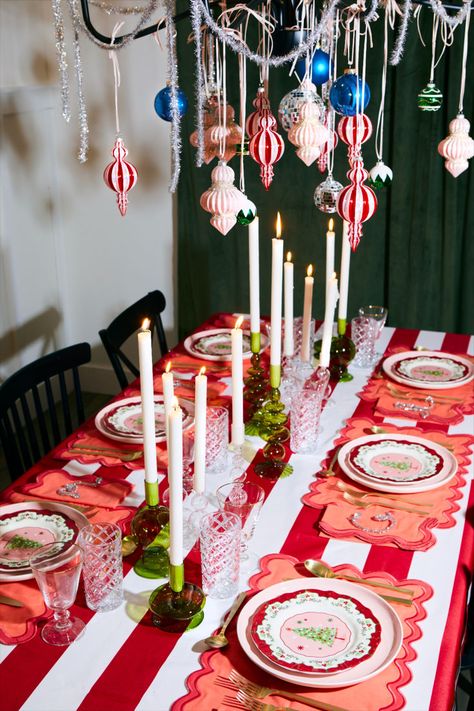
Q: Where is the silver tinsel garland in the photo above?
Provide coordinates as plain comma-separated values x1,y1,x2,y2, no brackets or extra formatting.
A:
165,0,181,193
429,0,472,29
68,0,89,161
390,0,413,65
74,0,160,50
51,0,71,122
190,0,204,167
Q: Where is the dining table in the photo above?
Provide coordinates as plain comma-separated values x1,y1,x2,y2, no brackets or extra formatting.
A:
0,312,473,711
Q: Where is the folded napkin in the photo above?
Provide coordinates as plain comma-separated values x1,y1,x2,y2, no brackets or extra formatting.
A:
0,580,51,645
19,470,133,508
302,417,474,551
172,553,432,711
373,380,473,425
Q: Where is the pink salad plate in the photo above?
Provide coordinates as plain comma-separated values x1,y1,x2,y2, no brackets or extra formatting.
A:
183,328,269,362
237,578,403,689
382,351,473,390
95,396,194,444
337,434,457,494
0,501,88,582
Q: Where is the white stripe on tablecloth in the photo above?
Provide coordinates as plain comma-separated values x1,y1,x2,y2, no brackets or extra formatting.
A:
0,645,14,662
62,461,102,476
468,335,474,356
415,330,445,350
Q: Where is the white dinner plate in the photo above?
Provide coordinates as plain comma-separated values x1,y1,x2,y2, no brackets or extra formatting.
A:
95,396,194,444
0,501,88,582
183,328,269,362
338,434,457,494
237,578,403,688
382,351,473,389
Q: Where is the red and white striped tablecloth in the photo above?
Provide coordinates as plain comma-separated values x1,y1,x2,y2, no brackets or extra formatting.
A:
1,324,473,711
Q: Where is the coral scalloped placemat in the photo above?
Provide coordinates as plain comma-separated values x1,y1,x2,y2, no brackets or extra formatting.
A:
172,554,432,711
302,417,474,551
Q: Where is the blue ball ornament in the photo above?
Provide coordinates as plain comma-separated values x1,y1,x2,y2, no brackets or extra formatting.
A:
296,49,331,86
154,85,188,122
329,71,370,116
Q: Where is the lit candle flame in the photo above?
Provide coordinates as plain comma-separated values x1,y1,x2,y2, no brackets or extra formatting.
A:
276,212,282,239
199,366,206,376
141,318,151,330
328,218,334,232
287,251,292,262
307,264,314,278
165,361,172,373
235,315,244,329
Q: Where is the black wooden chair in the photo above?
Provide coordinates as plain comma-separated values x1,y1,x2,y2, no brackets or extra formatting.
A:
99,290,169,391
0,342,91,482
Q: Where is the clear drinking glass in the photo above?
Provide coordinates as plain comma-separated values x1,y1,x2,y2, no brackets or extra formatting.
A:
77,522,123,612
351,316,379,368
290,389,325,453
358,305,388,336
29,542,85,646
205,406,229,474
200,511,241,599
216,482,264,560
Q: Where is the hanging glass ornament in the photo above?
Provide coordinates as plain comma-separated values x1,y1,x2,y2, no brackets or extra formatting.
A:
205,104,243,164
337,114,373,163
317,129,338,173
249,110,285,190
295,48,332,86
288,102,329,167
278,79,326,132
236,196,257,225
313,175,343,213
246,86,270,139
337,158,378,251
329,70,371,116
438,114,474,177
154,85,188,122
103,137,138,217
200,161,246,235
368,160,393,189
417,82,443,112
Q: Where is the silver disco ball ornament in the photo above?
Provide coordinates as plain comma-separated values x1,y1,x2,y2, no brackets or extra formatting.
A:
278,79,326,132
313,175,343,213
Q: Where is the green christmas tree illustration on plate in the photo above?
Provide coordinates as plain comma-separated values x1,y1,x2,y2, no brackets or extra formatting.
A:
291,625,336,646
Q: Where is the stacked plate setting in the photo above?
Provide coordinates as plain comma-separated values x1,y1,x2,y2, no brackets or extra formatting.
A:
382,351,473,390
183,328,269,361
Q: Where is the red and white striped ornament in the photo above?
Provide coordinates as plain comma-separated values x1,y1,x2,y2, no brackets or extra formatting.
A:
337,158,377,251
337,114,373,164
438,114,474,177
246,87,270,139
200,161,246,235
103,137,138,217
249,110,285,190
288,102,329,167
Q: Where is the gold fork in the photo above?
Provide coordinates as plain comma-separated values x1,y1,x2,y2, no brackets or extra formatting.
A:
68,446,142,462
233,690,292,711
336,481,434,507
226,669,350,711
343,492,430,516
386,383,463,403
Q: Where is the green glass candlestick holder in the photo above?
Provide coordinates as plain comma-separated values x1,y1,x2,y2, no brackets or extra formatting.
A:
131,481,170,579
254,365,293,480
314,320,356,383
148,564,206,632
244,332,269,427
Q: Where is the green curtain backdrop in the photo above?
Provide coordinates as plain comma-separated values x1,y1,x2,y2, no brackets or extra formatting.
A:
176,7,474,338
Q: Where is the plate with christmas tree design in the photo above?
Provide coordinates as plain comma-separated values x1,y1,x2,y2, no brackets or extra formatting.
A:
237,578,403,688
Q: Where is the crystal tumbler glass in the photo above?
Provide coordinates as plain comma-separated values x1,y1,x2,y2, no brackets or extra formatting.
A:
216,482,264,560
200,511,241,599
351,316,379,368
205,406,229,474
77,522,123,612
290,389,325,453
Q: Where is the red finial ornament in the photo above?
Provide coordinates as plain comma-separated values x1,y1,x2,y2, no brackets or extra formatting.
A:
248,110,285,190
337,158,377,251
103,137,138,216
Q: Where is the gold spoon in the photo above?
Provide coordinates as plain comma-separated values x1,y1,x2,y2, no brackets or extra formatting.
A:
318,446,342,477
304,559,414,597
69,447,143,462
204,591,247,649
343,491,430,515
336,481,433,507
121,534,138,557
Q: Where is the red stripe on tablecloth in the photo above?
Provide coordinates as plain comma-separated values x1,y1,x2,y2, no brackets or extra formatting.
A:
441,332,471,354
429,478,474,711
363,546,414,580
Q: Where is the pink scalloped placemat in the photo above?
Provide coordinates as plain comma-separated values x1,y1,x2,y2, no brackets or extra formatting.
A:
172,554,432,711
302,417,474,551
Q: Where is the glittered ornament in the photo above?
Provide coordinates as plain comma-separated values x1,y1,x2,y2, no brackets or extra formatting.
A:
314,175,343,213
249,110,285,190
295,49,332,86
236,196,257,225
368,160,393,189
337,158,378,250
154,85,188,122
330,70,371,116
246,87,270,139
103,137,138,217
200,161,246,235
288,101,329,166
438,114,474,177
278,80,326,132
417,82,443,112
337,114,373,163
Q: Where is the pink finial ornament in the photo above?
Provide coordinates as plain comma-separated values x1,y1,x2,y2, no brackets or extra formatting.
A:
288,102,329,167
337,158,378,251
248,110,285,190
317,128,338,173
337,114,373,164
438,114,474,177
103,137,138,216
246,87,270,138
200,161,246,235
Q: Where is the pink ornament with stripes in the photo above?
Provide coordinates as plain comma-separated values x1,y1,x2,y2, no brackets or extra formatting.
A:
246,87,270,138
249,111,285,190
337,158,377,251
337,114,373,164
103,137,138,217
288,102,329,167
317,128,338,173
438,114,474,177
200,161,246,235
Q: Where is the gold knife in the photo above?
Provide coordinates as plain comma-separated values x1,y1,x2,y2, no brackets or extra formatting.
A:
0,594,24,608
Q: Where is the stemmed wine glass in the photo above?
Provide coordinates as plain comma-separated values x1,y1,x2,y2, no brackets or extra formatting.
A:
29,542,85,646
358,306,388,337
216,482,264,568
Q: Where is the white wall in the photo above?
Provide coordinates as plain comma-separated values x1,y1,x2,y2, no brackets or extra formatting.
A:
0,1,176,393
